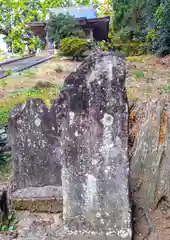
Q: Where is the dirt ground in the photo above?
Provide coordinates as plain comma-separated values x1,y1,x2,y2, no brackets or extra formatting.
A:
1,209,170,240
0,211,63,240
126,55,170,102
0,58,81,100
1,55,170,102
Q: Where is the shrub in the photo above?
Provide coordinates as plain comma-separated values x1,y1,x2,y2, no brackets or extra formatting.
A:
21,69,35,77
55,66,63,73
98,40,112,51
120,41,147,56
5,69,12,76
59,37,89,59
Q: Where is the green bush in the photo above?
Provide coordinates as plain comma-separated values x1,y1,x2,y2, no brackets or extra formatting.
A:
120,41,147,56
98,40,112,51
59,37,89,58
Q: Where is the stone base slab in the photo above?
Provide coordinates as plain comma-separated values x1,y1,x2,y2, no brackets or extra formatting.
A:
63,236,130,240
12,185,62,213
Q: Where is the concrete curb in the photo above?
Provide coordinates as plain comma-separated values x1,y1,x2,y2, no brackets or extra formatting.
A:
0,55,31,67
0,55,54,79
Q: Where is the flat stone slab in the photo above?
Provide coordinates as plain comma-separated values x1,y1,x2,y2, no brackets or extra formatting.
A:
63,237,128,240
12,186,62,213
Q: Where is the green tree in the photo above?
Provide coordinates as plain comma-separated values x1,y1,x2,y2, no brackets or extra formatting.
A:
75,0,99,5
0,0,42,54
0,0,12,36
144,0,161,27
147,0,170,57
112,0,147,42
98,0,112,17
48,13,85,48
43,0,73,9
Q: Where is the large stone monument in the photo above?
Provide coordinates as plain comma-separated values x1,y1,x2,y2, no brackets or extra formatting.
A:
8,52,132,239
56,52,132,239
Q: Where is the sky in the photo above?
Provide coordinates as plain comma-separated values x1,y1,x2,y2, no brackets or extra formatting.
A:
0,35,7,52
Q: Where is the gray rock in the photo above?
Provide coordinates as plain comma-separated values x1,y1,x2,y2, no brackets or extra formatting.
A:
0,185,8,224
129,100,170,239
8,98,62,191
55,52,132,239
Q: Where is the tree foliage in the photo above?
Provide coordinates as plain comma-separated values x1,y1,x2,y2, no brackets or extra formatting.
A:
48,13,85,48
0,0,101,54
146,0,170,57
42,0,72,12
75,0,99,5
109,0,170,56
112,0,147,42
0,0,43,54
98,0,112,17
42,0,99,9
0,0,169,56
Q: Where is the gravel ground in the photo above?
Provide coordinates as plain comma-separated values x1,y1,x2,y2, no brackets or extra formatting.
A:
0,211,63,240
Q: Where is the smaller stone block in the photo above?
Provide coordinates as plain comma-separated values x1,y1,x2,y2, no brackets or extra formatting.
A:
8,98,62,191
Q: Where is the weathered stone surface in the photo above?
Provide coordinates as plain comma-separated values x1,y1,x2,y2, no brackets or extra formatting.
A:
0,124,11,165
8,98,62,191
8,99,62,213
54,52,131,239
12,186,62,213
129,100,170,239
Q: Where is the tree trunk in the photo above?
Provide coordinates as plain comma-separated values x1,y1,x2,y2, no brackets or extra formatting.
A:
129,100,170,239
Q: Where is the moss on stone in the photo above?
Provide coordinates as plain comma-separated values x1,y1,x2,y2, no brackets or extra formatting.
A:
13,198,63,213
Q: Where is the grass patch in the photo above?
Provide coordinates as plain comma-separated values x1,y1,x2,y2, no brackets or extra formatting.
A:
132,70,145,79
0,84,62,125
4,69,12,76
19,69,36,77
127,88,139,101
127,56,145,62
0,80,7,88
126,56,152,62
0,160,12,182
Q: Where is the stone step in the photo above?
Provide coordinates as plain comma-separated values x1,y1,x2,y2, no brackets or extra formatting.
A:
12,186,62,213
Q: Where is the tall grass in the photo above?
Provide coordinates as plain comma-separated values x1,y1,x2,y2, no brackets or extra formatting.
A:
0,85,62,125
